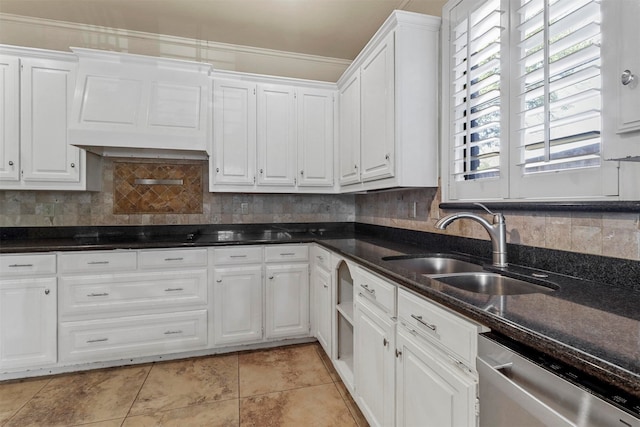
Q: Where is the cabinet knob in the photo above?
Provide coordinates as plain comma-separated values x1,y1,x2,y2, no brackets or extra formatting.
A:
44,289,50,295
260,169,264,174
216,279,222,283
8,161,13,166
70,163,75,168
383,337,388,347
300,170,304,175
622,69,636,86
216,167,220,173
395,349,402,358
269,276,274,280
354,164,358,169
385,154,390,161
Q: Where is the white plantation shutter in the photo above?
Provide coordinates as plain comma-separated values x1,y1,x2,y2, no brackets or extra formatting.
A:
514,0,602,174
451,0,504,182
443,0,618,201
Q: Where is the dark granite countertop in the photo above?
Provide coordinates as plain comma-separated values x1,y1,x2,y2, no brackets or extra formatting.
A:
1,223,639,407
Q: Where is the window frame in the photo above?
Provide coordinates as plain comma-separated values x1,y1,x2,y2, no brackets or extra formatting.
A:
441,0,620,202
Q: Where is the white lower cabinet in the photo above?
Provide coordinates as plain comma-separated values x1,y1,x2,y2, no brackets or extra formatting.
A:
265,263,309,339
0,277,57,371
59,310,207,363
354,295,395,427
212,264,263,345
395,328,476,427
311,245,332,355
57,248,209,364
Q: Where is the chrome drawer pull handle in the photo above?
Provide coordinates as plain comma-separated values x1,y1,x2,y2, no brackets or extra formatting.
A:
8,264,34,268
87,261,109,265
411,314,437,331
164,287,184,292
164,257,184,261
280,252,296,256
323,284,329,288
360,284,376,295
87,338,108,343
230,255,247,258
164,330,183,335
87,292,109,297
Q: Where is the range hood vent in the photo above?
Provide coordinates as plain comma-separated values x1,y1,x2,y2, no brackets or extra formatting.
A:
68,48,212,159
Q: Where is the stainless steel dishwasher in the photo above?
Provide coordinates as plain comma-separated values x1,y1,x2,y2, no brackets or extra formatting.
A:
477,334,639,427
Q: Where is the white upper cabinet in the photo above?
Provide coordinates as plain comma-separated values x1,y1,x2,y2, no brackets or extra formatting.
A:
212,79,257,186
602,0,640,163
257,84,297,186
20,56,80,183
0,46,100,191
297,88,334,187
0,55,19,182
360,32,395,182
69,48,211,159
210,71,336,193
336,11,441,192
338,71,361,186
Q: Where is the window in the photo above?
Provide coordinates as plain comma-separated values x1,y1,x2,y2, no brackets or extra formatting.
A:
442,0,619,201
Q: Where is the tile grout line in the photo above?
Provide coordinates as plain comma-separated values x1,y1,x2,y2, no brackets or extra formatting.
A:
2,376,54,426
121,363,154,423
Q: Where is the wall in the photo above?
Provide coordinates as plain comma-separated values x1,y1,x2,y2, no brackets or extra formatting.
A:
0,158,355,227
355,187,640,261
0,13,350,82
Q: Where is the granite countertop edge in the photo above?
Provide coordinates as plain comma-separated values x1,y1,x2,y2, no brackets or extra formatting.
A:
1,229,638,399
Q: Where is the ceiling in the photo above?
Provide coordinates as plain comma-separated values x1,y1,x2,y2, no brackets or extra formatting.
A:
0,0,447,60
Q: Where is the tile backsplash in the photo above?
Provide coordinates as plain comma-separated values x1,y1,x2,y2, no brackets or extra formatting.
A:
355,186,640,261
113,162,203,214
0,158,355,226
2,158,638,261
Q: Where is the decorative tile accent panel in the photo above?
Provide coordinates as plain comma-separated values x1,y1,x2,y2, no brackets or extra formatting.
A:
114,163,203,214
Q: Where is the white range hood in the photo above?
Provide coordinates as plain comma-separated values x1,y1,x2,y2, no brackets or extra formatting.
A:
68,48,212,159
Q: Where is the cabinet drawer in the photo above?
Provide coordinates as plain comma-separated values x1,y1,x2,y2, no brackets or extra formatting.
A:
265,245,309,262
212,246,263,265
0,253,56,277
58,251,137,274
354,267,396,315
139,248,207,269
398,288,479,367
59,310,207,363
312,246,331,271
59,269,207,319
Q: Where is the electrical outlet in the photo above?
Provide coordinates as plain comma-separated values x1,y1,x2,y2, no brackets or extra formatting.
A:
42,203,55,217
241,202,249,215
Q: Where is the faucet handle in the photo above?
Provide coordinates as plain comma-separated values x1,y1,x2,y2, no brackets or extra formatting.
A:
473,202,495,215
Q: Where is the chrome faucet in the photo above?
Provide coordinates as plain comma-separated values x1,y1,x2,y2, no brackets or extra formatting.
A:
435,203,508,267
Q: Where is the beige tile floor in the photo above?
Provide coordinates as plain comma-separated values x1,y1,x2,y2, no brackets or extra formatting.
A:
0,343,368,427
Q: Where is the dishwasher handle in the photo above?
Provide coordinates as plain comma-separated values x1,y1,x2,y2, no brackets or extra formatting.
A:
477,356,575,427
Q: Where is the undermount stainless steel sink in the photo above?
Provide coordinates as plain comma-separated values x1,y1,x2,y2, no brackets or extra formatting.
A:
382,254,484,275
434,272,557,296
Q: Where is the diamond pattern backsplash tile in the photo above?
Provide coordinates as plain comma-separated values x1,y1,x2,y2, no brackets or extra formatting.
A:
114,162,203,214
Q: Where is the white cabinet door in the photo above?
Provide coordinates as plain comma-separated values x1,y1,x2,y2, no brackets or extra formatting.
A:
354,299,395,427
360,32,395,182
257,84,297,187
212,79,257,186
265,263,309,339
0,55,19,182
212,265,263,345
396,328,476,427
313,265,332,355
20,56,80,184
0,277,57,371
297,88,334,187
338,71,361,186
615,0,640,134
